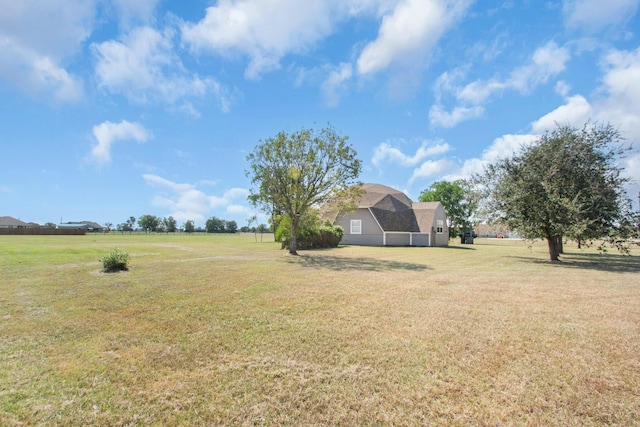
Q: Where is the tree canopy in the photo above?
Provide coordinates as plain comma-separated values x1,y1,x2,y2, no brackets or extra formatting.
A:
419,179,479,239
138,214,160,233
163,216,177,233
183,220,195,233
246,125,361,255
205,217,237,233
205,216,226,233
477,123,634,261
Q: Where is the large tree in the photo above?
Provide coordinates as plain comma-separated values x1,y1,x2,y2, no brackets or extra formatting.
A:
183,220,195,233
418,179,479,239
163,216,177,233
246,125,361,255
225,220,238,233
205,216,226,233
127,216,137,230
138,214,160,233
478,123,633,261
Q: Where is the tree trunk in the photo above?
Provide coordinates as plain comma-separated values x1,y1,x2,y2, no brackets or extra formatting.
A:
547,235,561,262
289,216,299,255
555,235,564,254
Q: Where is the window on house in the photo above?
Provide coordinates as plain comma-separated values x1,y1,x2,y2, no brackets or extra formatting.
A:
436,220,444,234
350,219,362,234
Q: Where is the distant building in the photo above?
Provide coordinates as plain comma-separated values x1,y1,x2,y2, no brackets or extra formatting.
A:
476,223,519,238
58,221,105,232
0,216,30,229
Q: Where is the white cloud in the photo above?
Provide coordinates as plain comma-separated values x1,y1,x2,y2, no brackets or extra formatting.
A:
227,204,251,215
428,104,484,128
0,43,84,102
144,174,211,223
110,0,161,27
623,152,640,182
516,45,640,203
180,0,471,84
143,174,250,223
482,134,538,163
622,152,640,203
0,0,95,58
0,0,93,102
529,46,640,140
357,0,471,76
142,173,193,192
321,62,353,107
372,140,451,167
563,0,639,32
181,0,340,79
596,47,640,140
555,80,571,97
459,41,570,104
153,189,212,224
93,26,229,111
432,68,465,96
531,94,593,133
430,41,570,128
176,102,202,119
456,79,506,105
511,41,571,92
91,120,151,164
223,187,251,200
409,159,454,183
32,57,84,102
447,134,539,181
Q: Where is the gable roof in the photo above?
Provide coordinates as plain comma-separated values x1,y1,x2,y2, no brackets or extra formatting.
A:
355,184,444,233
0,216,29,227
412,202,442,233
357,183,413,209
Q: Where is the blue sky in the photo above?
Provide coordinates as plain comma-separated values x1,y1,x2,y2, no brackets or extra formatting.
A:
1,0,639,228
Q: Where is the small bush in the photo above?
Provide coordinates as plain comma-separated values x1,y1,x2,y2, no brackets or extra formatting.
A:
276,212,344,250
100,248,129,272
281,223,344,250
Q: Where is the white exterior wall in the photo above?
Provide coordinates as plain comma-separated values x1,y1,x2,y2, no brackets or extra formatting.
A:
432,204,449,247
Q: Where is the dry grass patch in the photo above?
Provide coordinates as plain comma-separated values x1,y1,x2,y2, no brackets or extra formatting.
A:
1,235,639,425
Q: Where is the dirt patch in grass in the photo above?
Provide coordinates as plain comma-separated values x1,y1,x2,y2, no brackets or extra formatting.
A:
89,269,131,277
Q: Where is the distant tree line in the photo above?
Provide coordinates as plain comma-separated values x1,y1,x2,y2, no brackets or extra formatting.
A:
112,214,268,234
204,217,237,233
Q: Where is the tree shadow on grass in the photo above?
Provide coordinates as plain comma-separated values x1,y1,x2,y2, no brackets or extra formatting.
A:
509,252,640,274
443,245,476,250
285,255,431,272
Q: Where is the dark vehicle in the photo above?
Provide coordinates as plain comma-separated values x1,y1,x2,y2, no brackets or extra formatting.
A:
460,230,476,244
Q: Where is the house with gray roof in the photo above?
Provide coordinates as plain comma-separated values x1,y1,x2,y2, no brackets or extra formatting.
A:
0,216,30,228
58,221,104,232
335,183,449,247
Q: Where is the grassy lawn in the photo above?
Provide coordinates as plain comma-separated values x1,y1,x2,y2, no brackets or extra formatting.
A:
1,234,639,425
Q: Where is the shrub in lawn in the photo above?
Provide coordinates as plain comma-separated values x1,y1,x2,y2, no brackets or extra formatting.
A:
100,248,129,272
277,213,344,250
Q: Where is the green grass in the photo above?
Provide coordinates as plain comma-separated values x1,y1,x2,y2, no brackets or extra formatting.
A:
1,234,639,425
